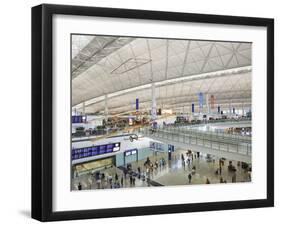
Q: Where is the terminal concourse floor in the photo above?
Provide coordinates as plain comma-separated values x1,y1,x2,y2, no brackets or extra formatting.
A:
72,149,251,191
151,151,250,186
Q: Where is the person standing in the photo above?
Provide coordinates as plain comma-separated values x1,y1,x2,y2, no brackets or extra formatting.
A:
78,182,82,190
188,173,192,183
108,174,113,187
121,176,124,187
97,178,101,189
248,170,251,181
232,173,237,183
206,178,210,184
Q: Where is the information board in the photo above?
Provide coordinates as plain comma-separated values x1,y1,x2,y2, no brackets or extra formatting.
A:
72,115,87,123
71,142,121,160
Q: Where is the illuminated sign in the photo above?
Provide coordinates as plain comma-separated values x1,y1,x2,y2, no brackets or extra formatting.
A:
72,115,87,123
168,144,175,153
71,142,120,160
124,149,138,156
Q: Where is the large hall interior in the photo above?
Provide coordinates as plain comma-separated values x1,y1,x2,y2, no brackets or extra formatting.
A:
71,35,252,191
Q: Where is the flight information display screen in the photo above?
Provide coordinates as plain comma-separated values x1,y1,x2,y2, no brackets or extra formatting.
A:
72,142,121,160
72,115,86,123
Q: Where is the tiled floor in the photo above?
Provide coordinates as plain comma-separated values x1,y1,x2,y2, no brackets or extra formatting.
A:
72,149,251,191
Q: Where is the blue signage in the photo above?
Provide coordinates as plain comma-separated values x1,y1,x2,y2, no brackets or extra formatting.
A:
72,142,121,160
191,103,194,113
136,98,139,111
168,144,175,153
72,115,86,123
124,149,138,156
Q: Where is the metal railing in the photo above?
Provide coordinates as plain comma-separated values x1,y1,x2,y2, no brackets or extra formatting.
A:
161,124,251,143
141,125,251,157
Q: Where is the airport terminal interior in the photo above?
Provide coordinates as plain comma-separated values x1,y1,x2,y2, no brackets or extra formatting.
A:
71,35,252,191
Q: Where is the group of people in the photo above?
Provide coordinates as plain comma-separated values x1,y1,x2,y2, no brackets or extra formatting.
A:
122,165,137,187
181,150,199,171
75,169,139,190
75,150,250,191
144,157,166,175
180,150,199,184
215,159,241,183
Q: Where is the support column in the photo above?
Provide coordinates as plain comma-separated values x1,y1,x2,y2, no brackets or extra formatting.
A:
104,94,109,134
82,102,85,116
151,83,157,123
104,94,108,122
242,102,245,116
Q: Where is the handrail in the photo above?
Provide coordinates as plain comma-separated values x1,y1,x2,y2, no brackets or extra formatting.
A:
141,126,251,157
160,126,251,143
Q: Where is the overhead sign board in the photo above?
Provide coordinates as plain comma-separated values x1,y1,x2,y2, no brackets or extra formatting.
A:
71,142,121,160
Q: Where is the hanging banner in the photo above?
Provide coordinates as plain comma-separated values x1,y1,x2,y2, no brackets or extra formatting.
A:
192,103,195,113
218,106,220,113
198,92,204,109
136,98,139,111
210,95,215,109
233,108,235,114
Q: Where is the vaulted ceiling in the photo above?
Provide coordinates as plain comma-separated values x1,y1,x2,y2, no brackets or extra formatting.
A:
72,35,252,114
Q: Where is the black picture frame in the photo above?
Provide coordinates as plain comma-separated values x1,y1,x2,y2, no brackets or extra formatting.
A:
31,4,274,222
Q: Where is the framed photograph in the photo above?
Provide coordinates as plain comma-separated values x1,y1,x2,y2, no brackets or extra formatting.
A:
32,4,274,221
